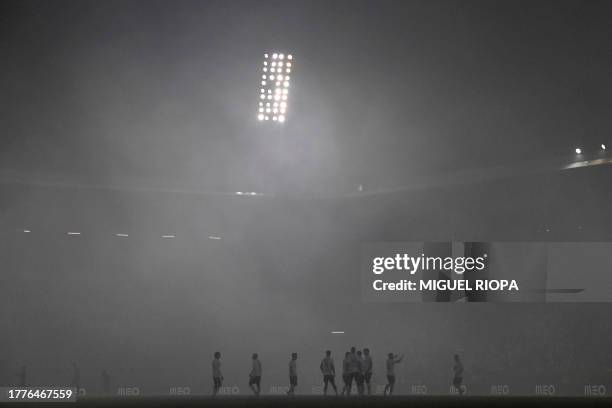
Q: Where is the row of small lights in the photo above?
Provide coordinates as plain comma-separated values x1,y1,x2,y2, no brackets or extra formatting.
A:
17,229,222,240
574,144,606,154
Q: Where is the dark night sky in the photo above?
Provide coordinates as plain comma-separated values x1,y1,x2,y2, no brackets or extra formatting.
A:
2,0,611,193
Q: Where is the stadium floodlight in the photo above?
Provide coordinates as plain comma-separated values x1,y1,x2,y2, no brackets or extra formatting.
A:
257,52,293,122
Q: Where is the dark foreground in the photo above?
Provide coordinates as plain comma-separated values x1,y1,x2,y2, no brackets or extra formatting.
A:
5,396,612,407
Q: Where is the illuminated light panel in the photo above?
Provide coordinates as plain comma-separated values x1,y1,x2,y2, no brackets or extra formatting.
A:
257,51,293,123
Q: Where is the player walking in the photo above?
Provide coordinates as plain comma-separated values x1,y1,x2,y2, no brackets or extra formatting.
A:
453,354,464,395
249,353,262,396
320,350,338,396
287,353,298,396
384,353,404,396
212,352,223,396
363,348,373,395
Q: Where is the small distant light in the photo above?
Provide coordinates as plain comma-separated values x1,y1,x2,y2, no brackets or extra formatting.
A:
249,192,257,196
208,236,222,240
575,148,582,154
67,232,81,235
278,115,285,122
115,233,129,237
602,144,607,150
279,53,284,60
331,331,344,334
23,229,31,233
264,53,268,58
258,114,264,121
284,81,289,87
272,53,278,59
236,192,243,195
287,54,293,60
161,234,176,238
261,80,266,86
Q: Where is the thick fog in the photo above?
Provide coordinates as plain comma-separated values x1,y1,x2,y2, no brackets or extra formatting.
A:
2,167,612,395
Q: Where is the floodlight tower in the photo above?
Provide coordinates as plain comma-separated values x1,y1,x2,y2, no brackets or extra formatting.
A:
256,52,293,124
254,52,295,192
